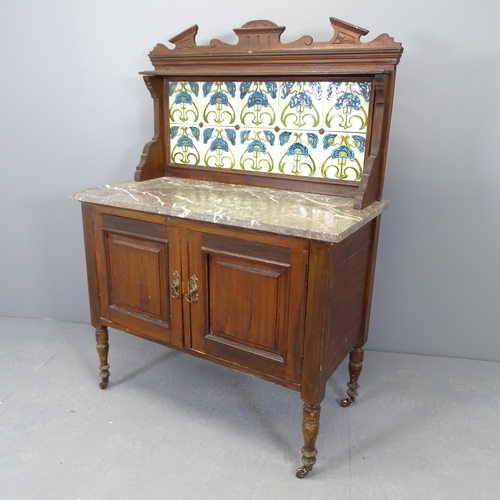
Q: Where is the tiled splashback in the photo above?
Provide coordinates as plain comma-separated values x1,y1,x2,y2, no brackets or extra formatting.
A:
168,81,371,182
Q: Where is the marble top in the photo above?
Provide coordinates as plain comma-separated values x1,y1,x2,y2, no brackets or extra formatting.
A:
69,177,389,243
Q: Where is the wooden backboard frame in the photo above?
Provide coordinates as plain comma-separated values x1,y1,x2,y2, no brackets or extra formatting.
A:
134,18,403,209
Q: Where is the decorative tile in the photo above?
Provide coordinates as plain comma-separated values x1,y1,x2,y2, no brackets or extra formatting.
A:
275,129,320,177
239,82,278,127
238,128,276,172
200,82,237,126
319,132,366,181
201,127,237,168
323,81,371,133
169,81,201,124
168,80,372,181
170,125,202,165
279,82,324,129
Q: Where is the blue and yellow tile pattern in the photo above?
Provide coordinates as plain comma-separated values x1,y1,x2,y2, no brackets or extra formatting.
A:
169,81,371,182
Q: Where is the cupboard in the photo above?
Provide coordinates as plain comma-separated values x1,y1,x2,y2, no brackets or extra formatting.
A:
71,18,403,477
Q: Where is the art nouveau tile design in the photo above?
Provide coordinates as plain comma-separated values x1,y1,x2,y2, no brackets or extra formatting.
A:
168,81,371,182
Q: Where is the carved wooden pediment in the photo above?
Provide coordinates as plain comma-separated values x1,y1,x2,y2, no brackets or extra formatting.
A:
146,17,403,75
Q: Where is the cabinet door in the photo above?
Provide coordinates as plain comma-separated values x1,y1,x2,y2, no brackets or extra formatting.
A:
94,213,183,347
188,230,308,383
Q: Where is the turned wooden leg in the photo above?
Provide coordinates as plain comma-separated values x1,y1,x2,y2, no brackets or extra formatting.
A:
95,326,110,389
340,345,364,407
296,403,321,478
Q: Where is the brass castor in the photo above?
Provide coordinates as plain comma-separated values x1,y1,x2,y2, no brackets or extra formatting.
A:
295,465,312,478
340,396,354,407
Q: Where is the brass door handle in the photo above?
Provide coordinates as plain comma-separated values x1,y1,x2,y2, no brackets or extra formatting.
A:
184,275,198,303
171,271,181,299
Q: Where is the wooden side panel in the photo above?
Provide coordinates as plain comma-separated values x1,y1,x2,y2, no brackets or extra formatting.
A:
358,216,382,346
93,212,183,347
300,241,334,404
189,229,308,383
81,203,100,327
322,220,375,383
301,220,376,403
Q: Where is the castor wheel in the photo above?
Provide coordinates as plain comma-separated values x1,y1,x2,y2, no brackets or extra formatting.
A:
295,466,311,478
340,396,354,407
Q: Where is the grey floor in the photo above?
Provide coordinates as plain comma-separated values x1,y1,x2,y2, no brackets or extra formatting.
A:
1,318,499,500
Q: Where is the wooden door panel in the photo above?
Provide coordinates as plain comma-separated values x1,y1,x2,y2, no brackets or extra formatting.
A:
94,213,183,347
208,253,289,358
107,233,167,321
189,230,308,382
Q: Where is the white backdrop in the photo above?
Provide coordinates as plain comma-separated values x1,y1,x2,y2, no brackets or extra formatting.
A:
1,0,499,361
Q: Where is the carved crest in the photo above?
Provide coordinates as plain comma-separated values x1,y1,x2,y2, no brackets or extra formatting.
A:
147,17,403,75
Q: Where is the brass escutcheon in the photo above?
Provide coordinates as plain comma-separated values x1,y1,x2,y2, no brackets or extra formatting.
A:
171,271,181,299
185,275,198,303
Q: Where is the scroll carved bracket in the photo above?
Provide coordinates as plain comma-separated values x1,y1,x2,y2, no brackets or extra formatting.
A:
134,76,166,182
354,74,389,209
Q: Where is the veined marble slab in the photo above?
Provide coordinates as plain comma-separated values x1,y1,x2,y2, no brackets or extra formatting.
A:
69,177,389,243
